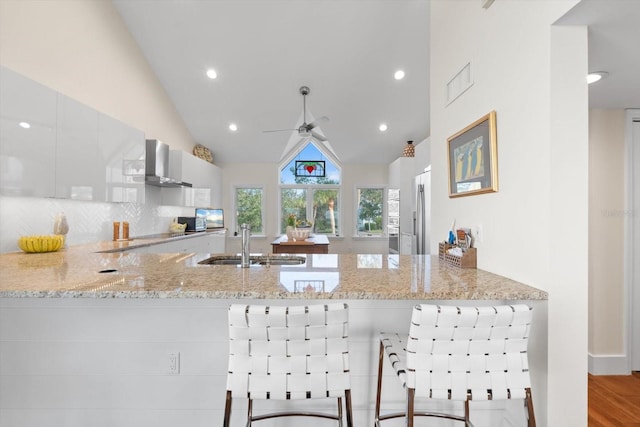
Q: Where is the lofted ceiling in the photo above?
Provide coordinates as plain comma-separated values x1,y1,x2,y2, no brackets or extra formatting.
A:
557,0,640,110
113,0,638,166
113,0,431,166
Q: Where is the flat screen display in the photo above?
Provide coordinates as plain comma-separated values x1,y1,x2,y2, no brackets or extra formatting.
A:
195,208,224,229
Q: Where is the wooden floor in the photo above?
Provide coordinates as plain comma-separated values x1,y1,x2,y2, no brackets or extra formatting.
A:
589,372,640,426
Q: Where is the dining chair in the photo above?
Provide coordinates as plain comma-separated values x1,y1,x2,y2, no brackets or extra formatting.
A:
374,304,536,427
223,303,353,426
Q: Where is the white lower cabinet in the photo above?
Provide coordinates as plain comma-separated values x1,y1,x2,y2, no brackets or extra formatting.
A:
127,232,226,254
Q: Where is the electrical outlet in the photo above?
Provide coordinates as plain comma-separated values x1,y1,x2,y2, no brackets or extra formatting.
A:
168,352,180,374
475,224,483,244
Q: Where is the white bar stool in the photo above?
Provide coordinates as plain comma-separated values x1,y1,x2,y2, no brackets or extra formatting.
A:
223,303,353,427
374,304,536,427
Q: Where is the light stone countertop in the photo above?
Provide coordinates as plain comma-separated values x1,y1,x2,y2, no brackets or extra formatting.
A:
0,239,547,300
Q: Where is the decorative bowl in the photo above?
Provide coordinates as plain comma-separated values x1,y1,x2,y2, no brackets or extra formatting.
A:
289,228,311,241
18,235,65,253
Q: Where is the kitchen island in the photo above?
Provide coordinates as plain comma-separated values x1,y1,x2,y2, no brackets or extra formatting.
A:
270,233,330,254
0,248,548,427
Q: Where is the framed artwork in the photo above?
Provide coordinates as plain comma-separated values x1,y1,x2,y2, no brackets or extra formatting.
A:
447,111,498,197
295,160,325,178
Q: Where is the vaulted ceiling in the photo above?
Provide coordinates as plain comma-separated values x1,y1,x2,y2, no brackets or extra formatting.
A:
113,0,430,165
113,0,639,166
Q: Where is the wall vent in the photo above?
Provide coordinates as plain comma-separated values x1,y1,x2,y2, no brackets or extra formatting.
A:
446,62,473,106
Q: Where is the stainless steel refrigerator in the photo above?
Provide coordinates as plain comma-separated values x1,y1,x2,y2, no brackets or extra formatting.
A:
413,169,431,254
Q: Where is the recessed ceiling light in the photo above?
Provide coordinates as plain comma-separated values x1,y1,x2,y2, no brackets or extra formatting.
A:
228,123,237,132
587,71,608,84
394,70,405,80
206,68,217,79
379,123,388,132
19,121,31,129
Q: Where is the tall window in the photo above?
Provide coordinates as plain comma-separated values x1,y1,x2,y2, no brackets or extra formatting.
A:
235,187,264,234
356,188,384,236
280,141,341,235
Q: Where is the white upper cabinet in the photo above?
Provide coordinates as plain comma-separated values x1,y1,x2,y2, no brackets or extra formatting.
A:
55,95,100,200
166,150,221,207
98,114,145,203
0,66,146,202
0,67,57,197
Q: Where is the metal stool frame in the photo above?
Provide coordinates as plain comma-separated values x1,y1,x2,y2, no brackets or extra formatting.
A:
374,304,536,427
223,303,353,427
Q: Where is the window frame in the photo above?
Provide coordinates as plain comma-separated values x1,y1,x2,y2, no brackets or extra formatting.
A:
278,139,342,236
279,184,342,235
233,185,265,237
353,186,388,238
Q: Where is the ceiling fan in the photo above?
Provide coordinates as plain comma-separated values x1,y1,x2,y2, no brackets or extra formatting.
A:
263,86,329,141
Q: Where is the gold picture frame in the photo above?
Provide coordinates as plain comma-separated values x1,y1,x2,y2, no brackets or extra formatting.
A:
447,111,498,198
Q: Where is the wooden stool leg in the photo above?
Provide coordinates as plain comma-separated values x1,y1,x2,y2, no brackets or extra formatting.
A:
525,388,536,427
406,388,415,427
223,391,232,427
374,339,384,426
247,398,253,427
465,399,471,426
345,389,354,427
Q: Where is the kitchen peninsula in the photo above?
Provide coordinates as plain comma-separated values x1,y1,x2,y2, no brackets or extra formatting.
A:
0,247,548,427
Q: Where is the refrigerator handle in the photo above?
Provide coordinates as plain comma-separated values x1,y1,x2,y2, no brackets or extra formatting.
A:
413,211,417,235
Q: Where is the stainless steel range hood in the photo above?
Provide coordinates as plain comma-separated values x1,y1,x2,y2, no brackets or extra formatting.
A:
145,139,192,188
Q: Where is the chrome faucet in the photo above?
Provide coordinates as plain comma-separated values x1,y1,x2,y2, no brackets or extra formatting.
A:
240,223,251,268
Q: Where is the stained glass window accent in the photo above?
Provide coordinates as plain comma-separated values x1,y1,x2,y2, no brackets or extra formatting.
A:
295,161,325,178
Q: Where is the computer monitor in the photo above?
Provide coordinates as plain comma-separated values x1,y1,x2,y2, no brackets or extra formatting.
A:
195,208,224,229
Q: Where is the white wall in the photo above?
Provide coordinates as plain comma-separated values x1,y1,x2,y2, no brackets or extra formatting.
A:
588,110,626,368
0,0,193,152
430,1,586,426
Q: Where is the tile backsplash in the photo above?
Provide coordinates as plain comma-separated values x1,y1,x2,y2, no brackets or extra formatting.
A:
0,187,193,253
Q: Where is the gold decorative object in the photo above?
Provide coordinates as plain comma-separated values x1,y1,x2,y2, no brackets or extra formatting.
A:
193,144,214,163
403,140,415,157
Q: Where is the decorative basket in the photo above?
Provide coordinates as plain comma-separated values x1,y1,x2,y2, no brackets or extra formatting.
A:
439,242,476,268
289,228,311,241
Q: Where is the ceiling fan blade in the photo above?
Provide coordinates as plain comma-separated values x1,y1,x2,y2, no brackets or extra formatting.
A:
310,130,327,142
262,128,297,133
306,116,329,131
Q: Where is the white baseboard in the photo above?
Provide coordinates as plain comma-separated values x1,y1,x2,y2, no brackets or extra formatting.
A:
588,353,630,375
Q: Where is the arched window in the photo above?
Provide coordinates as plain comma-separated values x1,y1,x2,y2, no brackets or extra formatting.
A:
279,141,341,235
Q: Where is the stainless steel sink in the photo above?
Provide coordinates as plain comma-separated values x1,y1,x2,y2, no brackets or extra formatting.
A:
198,255,306,266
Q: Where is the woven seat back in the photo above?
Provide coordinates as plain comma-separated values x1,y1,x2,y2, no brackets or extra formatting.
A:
406,304,532,401
226,303,350,400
